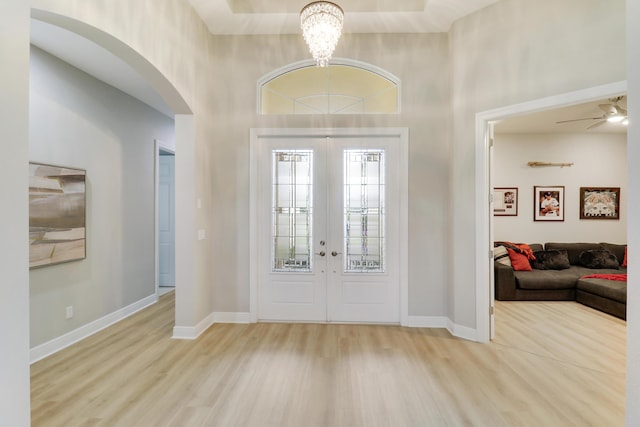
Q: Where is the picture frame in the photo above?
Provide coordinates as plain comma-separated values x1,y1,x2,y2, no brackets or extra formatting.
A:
493,187,518,216
29,162,87,268
580,187,620,220
534,185,564,221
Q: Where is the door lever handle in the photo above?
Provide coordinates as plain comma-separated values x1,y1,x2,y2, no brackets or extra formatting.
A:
315,251,326,257
331,251,342,257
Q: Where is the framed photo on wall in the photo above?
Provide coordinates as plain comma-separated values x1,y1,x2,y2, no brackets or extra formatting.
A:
580,187,620,220
534,185,564,221
493,187,518,216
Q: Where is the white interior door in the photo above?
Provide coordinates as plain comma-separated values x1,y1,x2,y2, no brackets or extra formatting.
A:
488,122,496,339
257,135,400,323
158,154,175,287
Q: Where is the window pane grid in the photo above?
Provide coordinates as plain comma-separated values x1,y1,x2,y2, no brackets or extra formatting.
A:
272,151,313,272
344,150,385,273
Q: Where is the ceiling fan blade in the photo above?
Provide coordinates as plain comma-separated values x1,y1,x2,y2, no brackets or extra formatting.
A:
587,120,607,130
556,117,602,124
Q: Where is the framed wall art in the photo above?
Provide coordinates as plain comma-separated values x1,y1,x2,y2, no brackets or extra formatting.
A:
580,187,620,220
534,185,564,221
493,187,518,216
29,162,86,268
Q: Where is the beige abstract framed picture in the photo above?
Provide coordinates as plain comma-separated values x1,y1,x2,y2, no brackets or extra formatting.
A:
29,162,86,268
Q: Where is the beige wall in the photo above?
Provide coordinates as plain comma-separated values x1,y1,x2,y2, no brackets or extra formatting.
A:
0,2,31,425
449,0,626,328
626,0,640,421
208,32,452,316
1,0,638,424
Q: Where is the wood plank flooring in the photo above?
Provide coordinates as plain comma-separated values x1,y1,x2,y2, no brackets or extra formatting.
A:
31,293,626,426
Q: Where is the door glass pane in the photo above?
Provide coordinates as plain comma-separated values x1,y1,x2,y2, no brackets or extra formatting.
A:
272,150,313,272
343,149,385,272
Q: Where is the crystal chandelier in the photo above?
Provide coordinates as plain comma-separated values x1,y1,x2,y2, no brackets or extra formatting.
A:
300,2,344,67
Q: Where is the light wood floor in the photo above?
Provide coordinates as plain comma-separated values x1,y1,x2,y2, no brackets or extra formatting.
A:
31,292,626,426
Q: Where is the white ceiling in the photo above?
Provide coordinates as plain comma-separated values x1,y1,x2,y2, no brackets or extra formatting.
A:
29,2,628,134
187,0,501,34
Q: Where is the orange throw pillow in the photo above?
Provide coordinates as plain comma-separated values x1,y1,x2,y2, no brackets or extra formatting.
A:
507,248,532,271
622,246,628,267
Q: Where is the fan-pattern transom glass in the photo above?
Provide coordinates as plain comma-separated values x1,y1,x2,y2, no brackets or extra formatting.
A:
261,64,399,114
272,150,313,272
343,149,385,272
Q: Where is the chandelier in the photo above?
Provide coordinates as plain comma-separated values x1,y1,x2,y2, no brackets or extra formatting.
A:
300,2,344,67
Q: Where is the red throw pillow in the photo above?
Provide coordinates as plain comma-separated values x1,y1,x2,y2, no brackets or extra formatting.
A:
622,246,628,267
507,248,532,271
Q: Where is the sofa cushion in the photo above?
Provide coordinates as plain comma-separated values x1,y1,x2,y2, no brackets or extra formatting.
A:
493,245,511,267
600,243,626,265
579,249,620,269
576,278,627,304
507,248,532,271
531,249,571,270
515,268,581,290
545,242,604,265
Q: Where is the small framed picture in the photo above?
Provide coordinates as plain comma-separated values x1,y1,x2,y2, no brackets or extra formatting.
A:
534,186,564,221
493,187,518,216
580,187,620,220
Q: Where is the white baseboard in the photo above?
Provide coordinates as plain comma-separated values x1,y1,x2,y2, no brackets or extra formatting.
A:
395,316,481,342
173,312,215,340
172,311,251,340
446,319,479,342
213,312,251,323
30,294,158,364
402,315,449,328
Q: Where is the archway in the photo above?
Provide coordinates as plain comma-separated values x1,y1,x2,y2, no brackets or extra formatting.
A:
29,9,195,349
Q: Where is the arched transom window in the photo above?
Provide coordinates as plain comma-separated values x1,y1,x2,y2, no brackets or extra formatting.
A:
259,60,400,115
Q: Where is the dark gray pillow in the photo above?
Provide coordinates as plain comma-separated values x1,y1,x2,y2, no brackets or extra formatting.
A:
531,249,571,270
579,249,620,269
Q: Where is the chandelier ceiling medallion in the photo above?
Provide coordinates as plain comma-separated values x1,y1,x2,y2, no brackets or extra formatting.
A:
300,1,344,67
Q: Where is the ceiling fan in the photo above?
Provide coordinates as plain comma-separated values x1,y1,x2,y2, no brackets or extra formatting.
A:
556,96,628,129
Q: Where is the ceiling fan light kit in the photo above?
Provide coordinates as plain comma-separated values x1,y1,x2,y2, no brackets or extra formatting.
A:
556,96,628,129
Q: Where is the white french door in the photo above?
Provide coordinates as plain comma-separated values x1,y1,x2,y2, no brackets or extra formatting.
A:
256,134,401,323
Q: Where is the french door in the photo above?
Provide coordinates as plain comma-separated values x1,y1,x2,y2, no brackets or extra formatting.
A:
256,134,401,323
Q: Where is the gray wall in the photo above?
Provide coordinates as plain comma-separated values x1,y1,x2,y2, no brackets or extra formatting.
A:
29,46,175,347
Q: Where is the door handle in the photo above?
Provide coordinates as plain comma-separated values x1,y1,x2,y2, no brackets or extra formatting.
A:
331,251,342,257
316,251,326,257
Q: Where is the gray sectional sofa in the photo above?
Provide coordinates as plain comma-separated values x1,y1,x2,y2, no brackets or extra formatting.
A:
494,242,627,319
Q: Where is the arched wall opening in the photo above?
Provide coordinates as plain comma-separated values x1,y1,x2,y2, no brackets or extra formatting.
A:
28,9,196,355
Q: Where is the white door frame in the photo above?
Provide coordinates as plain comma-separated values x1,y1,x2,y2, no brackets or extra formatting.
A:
250,127,409,324
474,81,627,342
155,139,175,296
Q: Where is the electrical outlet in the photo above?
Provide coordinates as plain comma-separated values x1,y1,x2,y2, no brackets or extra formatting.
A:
66,305,73,319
